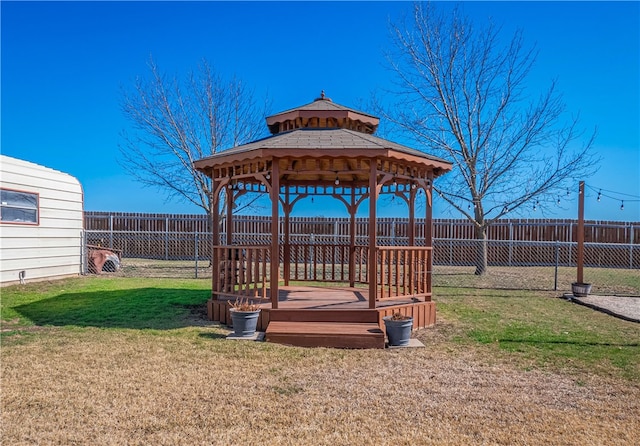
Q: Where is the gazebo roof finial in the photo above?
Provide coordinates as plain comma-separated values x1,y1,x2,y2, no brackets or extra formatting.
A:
315,90,332,102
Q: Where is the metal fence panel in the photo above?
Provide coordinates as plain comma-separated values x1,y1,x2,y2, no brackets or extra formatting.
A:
83,228,639,296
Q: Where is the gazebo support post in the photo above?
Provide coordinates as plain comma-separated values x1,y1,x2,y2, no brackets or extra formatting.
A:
226,184,234,248
408,187,416,246
211,183,221,299
283,188,291,286
425,175,433,300
349,187,356,287
368,160,378,309
270,160,280,309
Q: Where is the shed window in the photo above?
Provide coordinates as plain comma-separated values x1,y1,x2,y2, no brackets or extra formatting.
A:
1,189,39,224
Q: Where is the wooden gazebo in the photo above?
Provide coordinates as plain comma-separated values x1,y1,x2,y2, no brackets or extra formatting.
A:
194,93,452,348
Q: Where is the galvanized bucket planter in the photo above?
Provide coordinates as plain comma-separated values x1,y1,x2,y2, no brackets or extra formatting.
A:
383,316,414,347
571,282,592,298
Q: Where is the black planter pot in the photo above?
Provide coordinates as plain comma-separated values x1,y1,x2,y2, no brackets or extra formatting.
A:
229,309,260,337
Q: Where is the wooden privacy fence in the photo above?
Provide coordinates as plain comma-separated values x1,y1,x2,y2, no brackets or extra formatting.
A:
83,212,639,269
85,212,639,244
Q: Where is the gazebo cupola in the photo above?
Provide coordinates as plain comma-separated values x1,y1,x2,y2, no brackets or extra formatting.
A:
266,91,379,135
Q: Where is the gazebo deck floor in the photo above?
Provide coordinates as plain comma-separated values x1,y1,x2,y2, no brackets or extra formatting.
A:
260,285,420,310
210,285,436,349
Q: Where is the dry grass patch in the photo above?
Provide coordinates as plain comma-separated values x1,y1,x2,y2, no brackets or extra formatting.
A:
2,324,639,445
2,276,638,444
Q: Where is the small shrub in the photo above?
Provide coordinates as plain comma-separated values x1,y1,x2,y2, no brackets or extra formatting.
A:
230,298,260,312
389,311,412,321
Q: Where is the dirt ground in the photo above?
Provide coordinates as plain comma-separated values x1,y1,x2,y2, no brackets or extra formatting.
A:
570,294,640,323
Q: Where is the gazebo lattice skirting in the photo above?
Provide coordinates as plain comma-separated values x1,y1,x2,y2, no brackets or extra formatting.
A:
194,93,452,348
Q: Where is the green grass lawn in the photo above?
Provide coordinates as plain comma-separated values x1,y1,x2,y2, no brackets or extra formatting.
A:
2,275,638,380
1,276,211,331
433,288,640,381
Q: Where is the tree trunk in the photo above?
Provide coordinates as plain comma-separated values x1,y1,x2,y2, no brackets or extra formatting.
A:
474,225,488,276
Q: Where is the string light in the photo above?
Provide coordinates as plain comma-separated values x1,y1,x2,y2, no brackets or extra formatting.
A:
265,172,270,180
411,182,417,190
557,196,561,205
334,175,340,186
503,206,509,213
392,176,397,187
533,201,539,212
585,184,640,211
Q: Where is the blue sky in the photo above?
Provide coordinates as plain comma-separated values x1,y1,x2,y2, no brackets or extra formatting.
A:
2,1,639,222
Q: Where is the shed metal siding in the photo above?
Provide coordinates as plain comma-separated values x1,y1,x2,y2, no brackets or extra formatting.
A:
0,155,83,285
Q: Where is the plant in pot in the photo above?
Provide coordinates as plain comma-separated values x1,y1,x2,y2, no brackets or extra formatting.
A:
229,298,261,337
382,311,414,347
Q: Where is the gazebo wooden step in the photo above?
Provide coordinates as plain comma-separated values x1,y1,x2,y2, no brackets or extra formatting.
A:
267,309,379,324
265,321,385,349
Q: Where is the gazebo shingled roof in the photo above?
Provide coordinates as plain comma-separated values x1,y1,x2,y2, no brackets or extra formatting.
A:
194,128,451,172
194,94,452,185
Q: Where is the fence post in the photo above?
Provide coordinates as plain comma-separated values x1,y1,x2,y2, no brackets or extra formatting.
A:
554,240,560,291
629,224,634,269
109,215,114,249
310,233,315,279
449,221,454,266
569,222,573,243
508,222,513,267
80,230,87,275
165,217,169,261
194,232,199,279
391,220,396,246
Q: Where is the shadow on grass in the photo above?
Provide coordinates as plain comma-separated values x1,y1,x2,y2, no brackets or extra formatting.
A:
495,338,640,347
14,287,212,330
437,284,553,292
198,332,228,340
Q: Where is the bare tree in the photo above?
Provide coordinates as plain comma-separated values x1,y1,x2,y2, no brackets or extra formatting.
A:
377,2,597,274
119,57,268,214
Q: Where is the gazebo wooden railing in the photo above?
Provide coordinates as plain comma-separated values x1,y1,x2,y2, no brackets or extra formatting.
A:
285,244,369,283
377,246,431,300
213,244,432,303
214,245,270,299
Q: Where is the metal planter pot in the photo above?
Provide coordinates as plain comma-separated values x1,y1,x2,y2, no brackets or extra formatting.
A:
571,282,592,298
383,316,414,347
